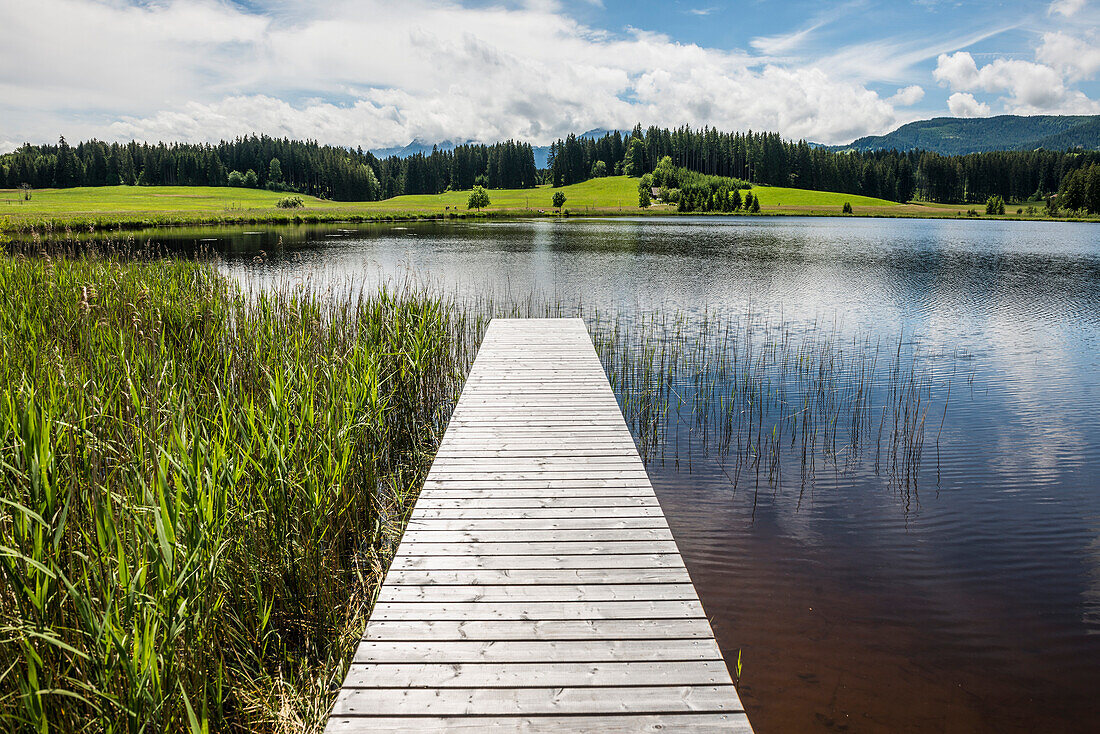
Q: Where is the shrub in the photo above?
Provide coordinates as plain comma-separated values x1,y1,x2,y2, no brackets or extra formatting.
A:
985,195,1005,215
275,195,305,209
842,201,853,214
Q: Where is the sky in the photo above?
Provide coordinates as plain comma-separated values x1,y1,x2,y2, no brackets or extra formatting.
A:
0,0,1098,153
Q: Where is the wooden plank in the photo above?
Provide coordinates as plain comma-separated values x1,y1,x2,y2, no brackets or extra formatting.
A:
370,600,707,621
390,541,681,556
326,713,751,733
383,569,691,585
327,319,750,733
352,639,724,663
432,449,641,456
376,583,700,603
400,529,674,543
415,489,657,498
410,507,665,519
340,660,732,688
412,497,660,508
427,462,647,472
361,619,714,641
388,554,686,571
407,516,666,528
429,456,645,464
330,685,742,716
421,477,652,485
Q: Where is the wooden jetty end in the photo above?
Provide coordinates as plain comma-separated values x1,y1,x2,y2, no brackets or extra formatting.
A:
326,318,753,733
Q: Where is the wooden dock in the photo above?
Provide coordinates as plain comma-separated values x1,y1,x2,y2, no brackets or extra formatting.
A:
326,318,753,733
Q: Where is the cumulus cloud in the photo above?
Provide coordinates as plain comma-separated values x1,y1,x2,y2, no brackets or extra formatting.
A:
1037,30,1100,80
934,50,1099,114
933,51,980,89
947,92,990,117
889,85,925,106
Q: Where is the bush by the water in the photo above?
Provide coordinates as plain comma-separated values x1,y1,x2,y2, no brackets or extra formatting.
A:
275,195,305,209
0,248,473,731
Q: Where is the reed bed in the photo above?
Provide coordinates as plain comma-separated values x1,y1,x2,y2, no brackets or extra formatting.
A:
0,245,483,732
589,308,962,498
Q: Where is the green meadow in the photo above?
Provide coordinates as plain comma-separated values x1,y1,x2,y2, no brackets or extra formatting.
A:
2,177,1079,231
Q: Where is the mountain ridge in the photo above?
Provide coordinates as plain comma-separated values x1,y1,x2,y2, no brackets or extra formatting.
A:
835,115,1100,155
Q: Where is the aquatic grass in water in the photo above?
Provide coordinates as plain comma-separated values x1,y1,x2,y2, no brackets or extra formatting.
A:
589,308,968,502
0,248,478,732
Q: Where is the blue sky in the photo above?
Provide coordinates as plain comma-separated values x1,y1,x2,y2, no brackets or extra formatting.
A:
0,0,1097,152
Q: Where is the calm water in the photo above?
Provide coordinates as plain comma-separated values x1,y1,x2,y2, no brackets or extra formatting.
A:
121,217,1100,732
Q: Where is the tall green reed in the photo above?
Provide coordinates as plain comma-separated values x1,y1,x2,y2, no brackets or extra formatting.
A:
0,247,472,732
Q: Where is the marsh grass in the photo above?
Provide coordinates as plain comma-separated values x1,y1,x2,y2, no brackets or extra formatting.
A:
0,243,480,732
590,308,966,501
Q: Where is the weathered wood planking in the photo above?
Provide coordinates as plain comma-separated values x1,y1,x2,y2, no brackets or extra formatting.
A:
326,318,753,733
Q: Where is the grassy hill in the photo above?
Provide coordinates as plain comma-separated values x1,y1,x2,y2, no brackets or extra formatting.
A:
839,115,1100,155
351,177,642,213
0,186,348,217
8,176,1069,231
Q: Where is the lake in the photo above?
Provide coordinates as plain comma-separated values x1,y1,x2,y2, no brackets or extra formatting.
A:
121,216,1100,732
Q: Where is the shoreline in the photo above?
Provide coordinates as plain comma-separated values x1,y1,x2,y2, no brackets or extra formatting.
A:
5,205,1097,234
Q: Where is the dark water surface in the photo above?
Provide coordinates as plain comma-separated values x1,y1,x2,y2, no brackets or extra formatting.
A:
122,217,1100,732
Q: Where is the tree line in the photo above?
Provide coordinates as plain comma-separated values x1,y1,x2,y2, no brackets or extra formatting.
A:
548,124,1100,204
0,136,538,202
3,127,1098,206
1055,162,1100,213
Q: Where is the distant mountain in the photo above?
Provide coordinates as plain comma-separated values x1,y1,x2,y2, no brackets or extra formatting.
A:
837,115,1100,155
369,138,471,159
372,128,630,168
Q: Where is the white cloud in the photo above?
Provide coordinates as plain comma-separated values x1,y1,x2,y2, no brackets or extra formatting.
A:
0,0,923,147
934,50,1100,114
1037,30,1100,81
889,85,925,106
933,51,980,89
947,92,990,117
1048,0,1087,17
0,0,1094,151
